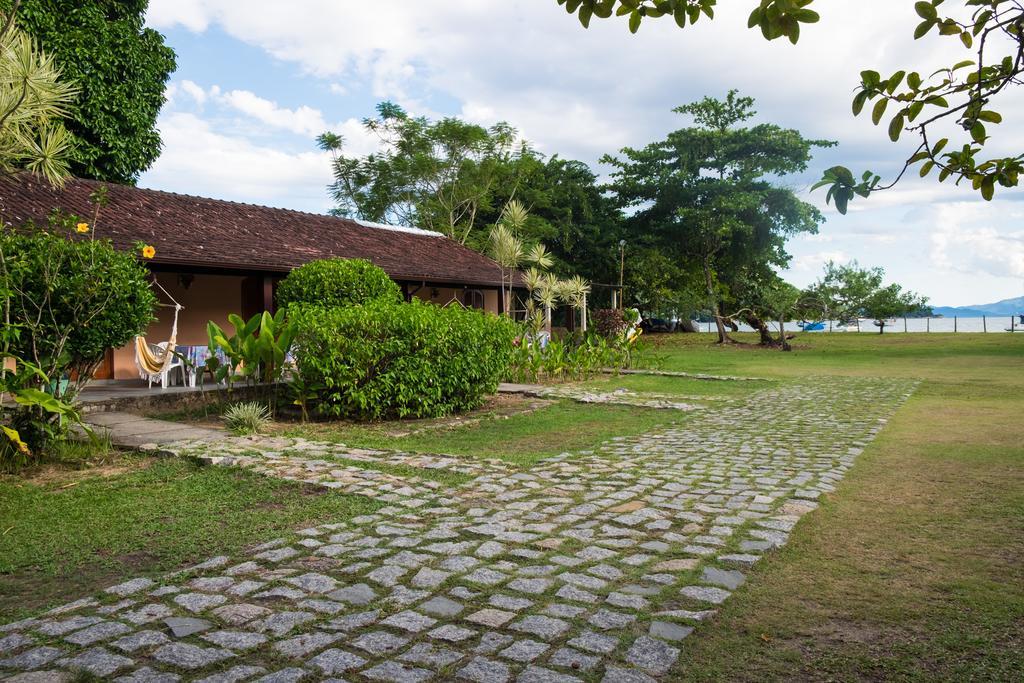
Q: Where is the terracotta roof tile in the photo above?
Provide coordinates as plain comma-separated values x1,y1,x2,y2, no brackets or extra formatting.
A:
0,175,509,287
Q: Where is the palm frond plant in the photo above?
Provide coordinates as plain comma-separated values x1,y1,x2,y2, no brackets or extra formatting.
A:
222,401,271,436
0,8,78,185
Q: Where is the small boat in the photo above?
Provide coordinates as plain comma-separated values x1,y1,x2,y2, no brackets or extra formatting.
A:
798,320,825,331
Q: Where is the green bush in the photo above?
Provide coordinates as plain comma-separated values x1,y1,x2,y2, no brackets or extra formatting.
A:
276,258,401,310
1,215,156,461
290,300,516,419
1,224,156,372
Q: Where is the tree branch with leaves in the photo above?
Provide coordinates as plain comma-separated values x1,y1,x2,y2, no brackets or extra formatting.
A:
557,1,1024,211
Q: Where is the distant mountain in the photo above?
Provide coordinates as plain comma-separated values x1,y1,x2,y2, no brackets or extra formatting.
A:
933,296,1024,317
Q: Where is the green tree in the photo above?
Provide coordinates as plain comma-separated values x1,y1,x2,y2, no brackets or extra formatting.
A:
809,261,929,333
557,1,1024,210
0,0,76,184
318,102,521,244
476,153,625,300
5,0,176,183
605,91,829,343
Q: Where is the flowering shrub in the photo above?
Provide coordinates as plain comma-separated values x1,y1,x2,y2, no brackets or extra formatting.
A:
1,211,156,461
276,258,401,310
290,300,515,419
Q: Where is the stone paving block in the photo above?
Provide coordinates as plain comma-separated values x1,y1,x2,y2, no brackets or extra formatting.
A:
65,621,132,646
679,585,731,604
549,646,600,672
111,630,170,653
380,610,437,633
517,665,585,682
308,649,367,675
115,666,182,682
701,567,746,590
194,665,266,683
60,647,135,677
251,668,307,683
328,583,377,605
164,617,213,638
649,621,693,642
0,633,34,654
418,596,464,618
152,642,235,669
273,631,341,658
466,608,515,628
457,656,511,682
0,646,66,670
362,660,433,682
351,631,410,656
398,641,465,668
201,630,268,650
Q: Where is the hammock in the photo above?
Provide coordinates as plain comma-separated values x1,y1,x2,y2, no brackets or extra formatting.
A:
134,274,185,384
134,303,182,380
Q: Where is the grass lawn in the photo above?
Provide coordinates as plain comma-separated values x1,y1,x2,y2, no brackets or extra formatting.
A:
635,332,1024,680
0,456,380,622
280,399,680,467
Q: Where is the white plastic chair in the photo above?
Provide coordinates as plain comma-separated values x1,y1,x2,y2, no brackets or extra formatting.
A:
146,342,185,388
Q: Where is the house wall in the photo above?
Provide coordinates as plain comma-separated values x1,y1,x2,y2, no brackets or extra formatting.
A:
112,273,245,379
412,286,499,314
112,275,501,380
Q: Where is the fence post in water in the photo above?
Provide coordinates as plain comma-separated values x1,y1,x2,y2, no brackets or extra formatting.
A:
904,317,908,333
954,316,958,333
983,315,987,333
927,317,930,333
856,318,861,333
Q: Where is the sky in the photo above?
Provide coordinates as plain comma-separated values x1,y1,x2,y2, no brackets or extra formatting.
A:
140,0,1024,308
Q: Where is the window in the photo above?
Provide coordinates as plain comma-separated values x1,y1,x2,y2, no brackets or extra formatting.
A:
463,289,485,310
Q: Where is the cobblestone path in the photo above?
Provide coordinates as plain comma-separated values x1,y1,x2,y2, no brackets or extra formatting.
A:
0,378,915,682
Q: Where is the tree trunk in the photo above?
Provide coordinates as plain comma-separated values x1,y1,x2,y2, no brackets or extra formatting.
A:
778,317,791,351
703,255,729,344
678,319,699,333
744,313,775,346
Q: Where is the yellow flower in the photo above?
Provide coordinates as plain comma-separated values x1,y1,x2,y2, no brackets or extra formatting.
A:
76,222,89,233
141,245,156,259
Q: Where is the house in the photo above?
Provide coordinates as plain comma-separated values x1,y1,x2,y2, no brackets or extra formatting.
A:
0,175,514,380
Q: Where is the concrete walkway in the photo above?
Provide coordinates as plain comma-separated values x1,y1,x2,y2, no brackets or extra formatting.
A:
85,411,225,449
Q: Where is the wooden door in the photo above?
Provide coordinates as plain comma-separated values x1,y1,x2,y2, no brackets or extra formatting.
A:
92,348,115,379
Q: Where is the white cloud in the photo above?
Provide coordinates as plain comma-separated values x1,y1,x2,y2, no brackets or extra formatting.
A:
930,203,1024,280
792,250,849,274
218,89,327,137
179,80,208,105
144,112,333,212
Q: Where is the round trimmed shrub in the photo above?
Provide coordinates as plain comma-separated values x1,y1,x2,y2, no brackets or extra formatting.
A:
290,300,516,419
277,258,401,310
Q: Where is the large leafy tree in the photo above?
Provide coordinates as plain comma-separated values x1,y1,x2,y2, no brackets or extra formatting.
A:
605,91,829,342
318,102,522,244
5,0,176,183
556,1,1024,210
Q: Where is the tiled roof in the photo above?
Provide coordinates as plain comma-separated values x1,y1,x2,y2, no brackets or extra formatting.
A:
0,175,508,287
